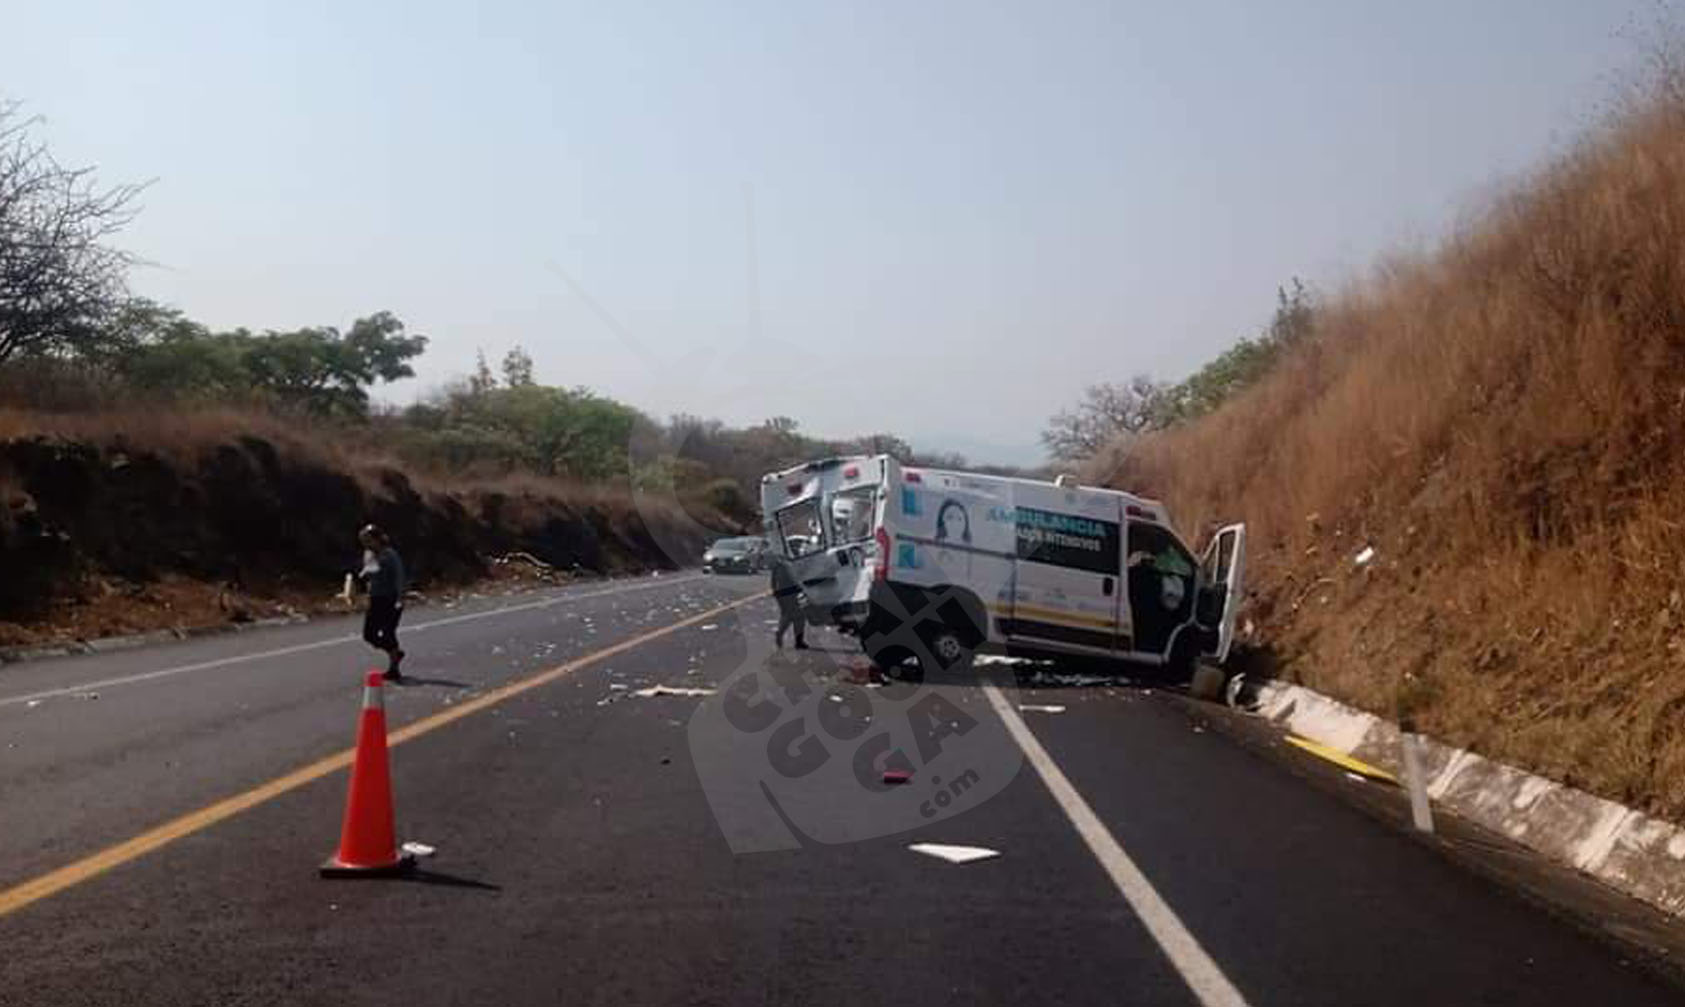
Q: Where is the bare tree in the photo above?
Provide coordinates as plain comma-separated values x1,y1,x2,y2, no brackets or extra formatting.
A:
1041,375,1168,462
0,102,145,364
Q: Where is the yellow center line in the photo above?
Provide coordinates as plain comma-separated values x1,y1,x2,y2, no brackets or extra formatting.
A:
0,591,767,921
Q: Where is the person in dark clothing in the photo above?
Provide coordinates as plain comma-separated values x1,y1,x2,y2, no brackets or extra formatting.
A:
356,524,407,680
770,557,808,649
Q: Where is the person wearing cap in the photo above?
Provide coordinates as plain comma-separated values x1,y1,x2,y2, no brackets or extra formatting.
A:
356,524,407,680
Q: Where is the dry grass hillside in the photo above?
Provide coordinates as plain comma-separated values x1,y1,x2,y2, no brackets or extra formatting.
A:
1092,90,1685,820
0,404,726,645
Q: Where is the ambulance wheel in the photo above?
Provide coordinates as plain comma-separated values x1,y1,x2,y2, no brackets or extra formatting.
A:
869,644,916,676
918,623,974,676
1166,632,1199,685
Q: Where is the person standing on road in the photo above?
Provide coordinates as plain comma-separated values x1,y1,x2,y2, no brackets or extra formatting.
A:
770,555,808,650
356,524,407,681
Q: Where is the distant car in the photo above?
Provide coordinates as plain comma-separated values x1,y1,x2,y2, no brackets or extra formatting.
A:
702,536,768,574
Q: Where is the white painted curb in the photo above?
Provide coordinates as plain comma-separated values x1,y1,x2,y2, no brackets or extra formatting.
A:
1250,679,1685,918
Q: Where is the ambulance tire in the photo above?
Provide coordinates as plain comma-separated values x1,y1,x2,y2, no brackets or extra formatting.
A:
916,622,974,677
868,644,917,677
1166,631,1199,685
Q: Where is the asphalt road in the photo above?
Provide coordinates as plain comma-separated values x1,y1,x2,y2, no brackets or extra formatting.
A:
0,571,1680,1006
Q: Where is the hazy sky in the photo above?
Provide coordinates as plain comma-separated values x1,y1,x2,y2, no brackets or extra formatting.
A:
1,1,1646,464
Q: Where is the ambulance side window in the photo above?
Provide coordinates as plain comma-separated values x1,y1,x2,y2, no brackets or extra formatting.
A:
1127,523,1192,576
830,486,876,545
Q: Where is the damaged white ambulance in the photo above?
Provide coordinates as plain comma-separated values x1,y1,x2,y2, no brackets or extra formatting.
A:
758,456,1246,678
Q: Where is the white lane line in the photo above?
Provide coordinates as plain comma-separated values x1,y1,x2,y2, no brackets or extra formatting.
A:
0,573,712,709
981,683,1253,1007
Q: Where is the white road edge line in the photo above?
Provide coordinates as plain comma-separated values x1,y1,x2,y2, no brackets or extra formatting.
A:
981,682,1253,1007
0,573,710,709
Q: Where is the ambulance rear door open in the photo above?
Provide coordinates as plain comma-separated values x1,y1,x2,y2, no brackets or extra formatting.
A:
766,458,883,623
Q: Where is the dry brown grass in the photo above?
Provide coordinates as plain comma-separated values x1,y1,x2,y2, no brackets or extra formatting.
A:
1089,92,1685,819
0,393,727,642
0,402,680,514
0,401,353,468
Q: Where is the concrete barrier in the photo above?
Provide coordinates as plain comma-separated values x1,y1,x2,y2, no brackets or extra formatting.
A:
1247,678,1685,918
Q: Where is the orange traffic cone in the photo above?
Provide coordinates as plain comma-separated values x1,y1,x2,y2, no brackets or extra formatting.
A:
321,671,414,877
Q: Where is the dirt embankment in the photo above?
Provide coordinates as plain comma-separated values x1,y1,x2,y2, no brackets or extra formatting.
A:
1091,95,1685,821
0,422,723,646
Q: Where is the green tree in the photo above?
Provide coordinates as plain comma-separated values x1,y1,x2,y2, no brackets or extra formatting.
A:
853,433,914,460
1267,277,1315,348
121,325,248,398
502,345,535,387
241,312,427,416
469,349,496,396
1154,279,1314,424
105,305,425,412
1042,279,1317,457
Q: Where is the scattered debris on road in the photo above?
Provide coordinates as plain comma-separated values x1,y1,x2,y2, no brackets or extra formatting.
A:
1224,674,1249,709
907,843,1000,864
631,685,717,699
491,551,562,581
1018,704,1067,714
1020,670,1115,688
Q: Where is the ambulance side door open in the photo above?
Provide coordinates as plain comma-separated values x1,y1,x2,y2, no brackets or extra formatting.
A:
1005,490,1125,655
1123,519,1199,660
1198,523,1247,663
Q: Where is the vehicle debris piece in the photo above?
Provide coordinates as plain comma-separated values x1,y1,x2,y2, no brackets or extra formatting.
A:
631,685,717,698
907,843,1000,864
1286,734,1399,784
